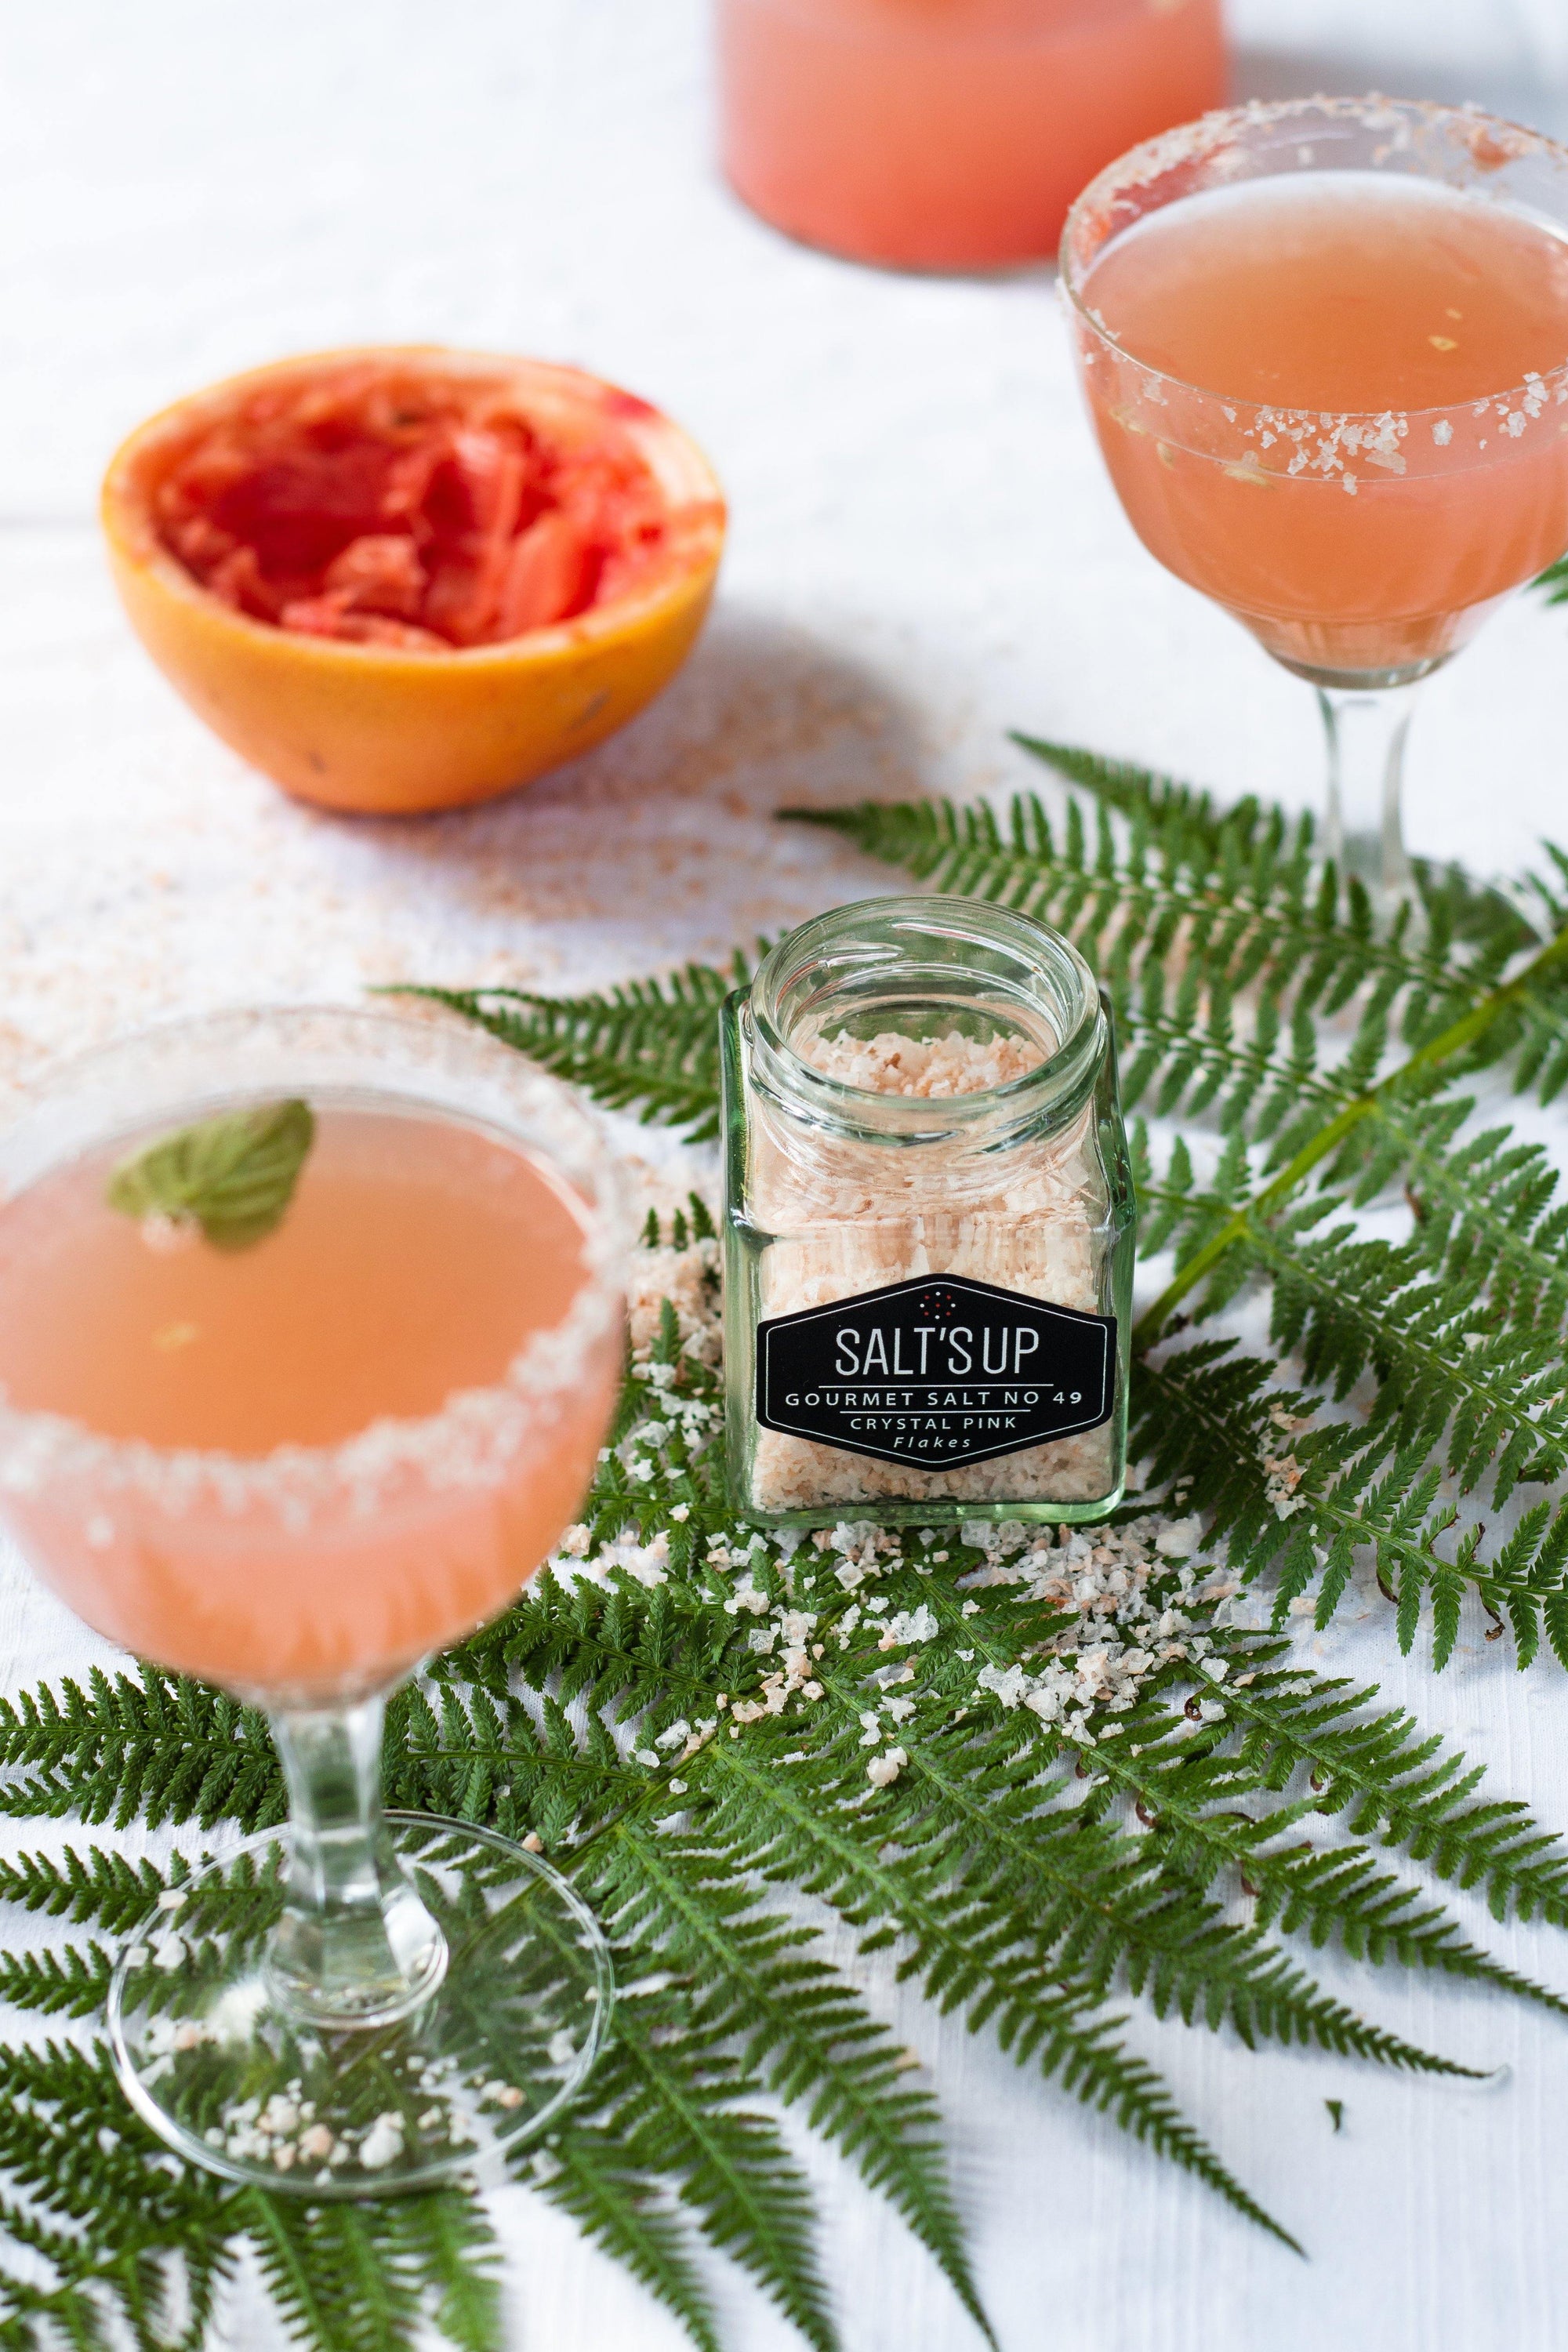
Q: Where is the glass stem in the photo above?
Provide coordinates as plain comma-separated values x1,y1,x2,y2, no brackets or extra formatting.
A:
1316,682,1422,913
266,1692,446,2029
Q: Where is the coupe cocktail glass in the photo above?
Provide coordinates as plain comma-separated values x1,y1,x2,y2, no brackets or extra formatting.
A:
0,1006,624,2194
1062,96,1568,909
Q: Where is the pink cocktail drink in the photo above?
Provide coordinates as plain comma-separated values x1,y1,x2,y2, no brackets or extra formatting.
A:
0,1008,626,2195
1072,171,1568,679
1062,99,1568,905
0,1106,619,1700
719,0,1228,269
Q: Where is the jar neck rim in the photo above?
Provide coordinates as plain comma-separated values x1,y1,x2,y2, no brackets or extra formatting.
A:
746,896,1105,1142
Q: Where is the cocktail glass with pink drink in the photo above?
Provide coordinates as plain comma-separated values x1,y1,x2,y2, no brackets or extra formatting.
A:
1062,97,1568,908
0,1006,624,2193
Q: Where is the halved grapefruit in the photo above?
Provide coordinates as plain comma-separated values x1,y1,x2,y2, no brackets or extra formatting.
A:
100,347,726,815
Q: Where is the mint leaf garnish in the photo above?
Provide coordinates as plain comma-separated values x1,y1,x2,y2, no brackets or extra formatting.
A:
107,1099,315,1250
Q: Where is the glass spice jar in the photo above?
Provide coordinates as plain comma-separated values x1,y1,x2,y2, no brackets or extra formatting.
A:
720,895,1134,1526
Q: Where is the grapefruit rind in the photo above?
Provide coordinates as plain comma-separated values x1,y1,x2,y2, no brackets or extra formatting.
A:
100,347,726,815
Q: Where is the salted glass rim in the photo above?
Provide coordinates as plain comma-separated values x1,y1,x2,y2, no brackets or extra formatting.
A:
1058,92,1568,430
0,1001,624,1505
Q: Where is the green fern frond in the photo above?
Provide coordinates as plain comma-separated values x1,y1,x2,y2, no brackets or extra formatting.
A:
1384,1105,1568,1339
590,1817,993,2342
1076,1699,1568,2015
1004,1983,1304,2252
0,1843,175,1933
780,788,1497,1060
543,2126,722,2352
1209,1652,1568,1926
1012,732,1544,972
1008,731,1263,848
0,1940,114,2017
0,1668,279,1834
874,1568,1563,2032
1253,1206,1567,1497
690,1728,1298,2245
1534,552,1568,605
386,964,751,1142
695,1581,1462,2081
0,2037,495,2352
593,2004,838,2352
242,2194,423,2352
1132,1340,1568,1661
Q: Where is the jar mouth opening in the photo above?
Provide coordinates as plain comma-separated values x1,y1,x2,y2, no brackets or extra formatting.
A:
749,895,1102,1128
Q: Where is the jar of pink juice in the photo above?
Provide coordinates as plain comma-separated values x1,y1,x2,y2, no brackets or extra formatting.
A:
716,0,1229,270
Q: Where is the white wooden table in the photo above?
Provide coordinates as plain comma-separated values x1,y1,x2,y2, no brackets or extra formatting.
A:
4,5,1568,2345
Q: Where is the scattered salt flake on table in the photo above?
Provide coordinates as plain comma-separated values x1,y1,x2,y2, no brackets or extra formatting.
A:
1154,1516,1203,1559
978,1663,1033,1709
879,1604,938,1649
358,2114,406,2171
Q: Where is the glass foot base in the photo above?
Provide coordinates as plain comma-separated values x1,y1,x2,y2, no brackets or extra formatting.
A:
107,1813,614,2197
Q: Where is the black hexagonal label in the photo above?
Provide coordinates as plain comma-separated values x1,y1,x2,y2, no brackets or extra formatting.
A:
755,1273,1116,1470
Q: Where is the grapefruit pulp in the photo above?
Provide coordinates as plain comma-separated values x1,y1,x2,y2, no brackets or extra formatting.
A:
101,349,726,815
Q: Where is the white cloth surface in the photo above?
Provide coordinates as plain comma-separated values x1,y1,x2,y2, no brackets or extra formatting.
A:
4,4,1568,2347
